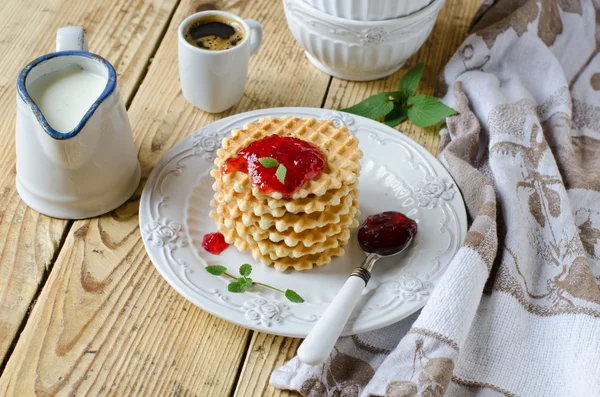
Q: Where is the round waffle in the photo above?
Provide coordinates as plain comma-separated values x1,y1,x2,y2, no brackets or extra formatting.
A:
211,214,347,272
211,210,351,259
212,169,358,216
213,193,357,232
210,198,359,246
213,116,362,200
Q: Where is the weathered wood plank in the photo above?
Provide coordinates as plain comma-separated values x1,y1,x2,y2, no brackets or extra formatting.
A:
0,0,330,395
232,0,480,395
234,333,301,397
0,0,179,369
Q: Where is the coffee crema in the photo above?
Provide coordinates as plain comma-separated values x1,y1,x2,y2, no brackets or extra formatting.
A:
184,15,245,51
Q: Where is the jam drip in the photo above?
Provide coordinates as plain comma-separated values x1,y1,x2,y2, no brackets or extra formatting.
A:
202,232,230,255
358,211,417,256
220,135,326,197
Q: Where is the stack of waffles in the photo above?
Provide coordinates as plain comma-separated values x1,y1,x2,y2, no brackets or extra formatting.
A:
209,116,362,272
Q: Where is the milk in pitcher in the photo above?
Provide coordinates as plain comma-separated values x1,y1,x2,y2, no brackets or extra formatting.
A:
28,63,106,133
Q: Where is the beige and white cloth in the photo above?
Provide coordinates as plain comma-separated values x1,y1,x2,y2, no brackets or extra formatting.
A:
271,0,600,395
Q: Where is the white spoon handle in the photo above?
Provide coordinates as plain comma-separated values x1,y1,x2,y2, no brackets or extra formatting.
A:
297,274,367,366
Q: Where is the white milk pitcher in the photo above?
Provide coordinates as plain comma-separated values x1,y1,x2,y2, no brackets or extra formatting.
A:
16,26,141,219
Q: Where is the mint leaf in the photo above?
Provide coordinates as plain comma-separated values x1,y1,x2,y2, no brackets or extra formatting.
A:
228,281,244,292
236,277,253,290
399,63,424,98
383,105,408,127
384,91,405,103
285,289,304,303
259,157,279,168
239,263,252,277
407,95,457,127
205,265,227,276
234,277,251,290
341,93,395,121
276,164,287,184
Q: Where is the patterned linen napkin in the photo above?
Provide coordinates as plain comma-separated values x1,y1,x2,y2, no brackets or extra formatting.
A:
271,0,600,395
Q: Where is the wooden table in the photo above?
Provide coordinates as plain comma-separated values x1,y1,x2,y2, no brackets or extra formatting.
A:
0,0,478,395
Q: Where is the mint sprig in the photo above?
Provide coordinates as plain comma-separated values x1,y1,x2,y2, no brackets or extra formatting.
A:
205,264,304,303
340,63,457,128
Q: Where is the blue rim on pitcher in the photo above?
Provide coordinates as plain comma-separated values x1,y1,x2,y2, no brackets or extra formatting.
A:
17,50,117,140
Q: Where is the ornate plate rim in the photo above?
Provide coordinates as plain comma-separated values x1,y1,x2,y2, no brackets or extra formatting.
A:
139,107,467,337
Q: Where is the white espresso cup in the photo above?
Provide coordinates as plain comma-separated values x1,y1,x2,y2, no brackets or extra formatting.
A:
178,11,263,113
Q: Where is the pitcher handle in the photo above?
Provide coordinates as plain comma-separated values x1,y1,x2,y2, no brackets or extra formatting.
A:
56,26,88,52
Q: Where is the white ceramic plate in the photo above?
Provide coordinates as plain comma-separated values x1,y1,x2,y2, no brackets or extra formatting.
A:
140,107,466,338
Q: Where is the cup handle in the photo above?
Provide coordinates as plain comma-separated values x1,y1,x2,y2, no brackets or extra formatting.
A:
244,19,263,56
56,26,89,52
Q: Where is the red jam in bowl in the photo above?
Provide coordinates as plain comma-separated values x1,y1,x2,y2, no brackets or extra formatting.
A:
220,135,326,197
358,211,417,256
202,232,229,255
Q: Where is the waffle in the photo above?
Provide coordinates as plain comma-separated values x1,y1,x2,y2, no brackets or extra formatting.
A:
211,214,347,271
212,169,358,216
211,209,351,258
213,116,362,200
208,115,362,272
213,194,357,232
210,199,359,247
237,206,359,246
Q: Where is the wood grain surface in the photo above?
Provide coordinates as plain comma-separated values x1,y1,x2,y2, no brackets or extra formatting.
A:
0,0,179,370
0,0,480,395
0,0,329,395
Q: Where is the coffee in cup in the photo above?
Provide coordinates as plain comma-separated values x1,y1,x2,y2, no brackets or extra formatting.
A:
183,15,245,51
178,11,263,113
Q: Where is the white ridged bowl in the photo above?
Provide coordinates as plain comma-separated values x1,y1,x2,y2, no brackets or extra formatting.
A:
301,0,433,21
283,0,445,81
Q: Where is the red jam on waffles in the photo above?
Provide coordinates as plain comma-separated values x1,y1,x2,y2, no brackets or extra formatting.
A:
358,211,417,256
220,135,326,197
202,232,230,255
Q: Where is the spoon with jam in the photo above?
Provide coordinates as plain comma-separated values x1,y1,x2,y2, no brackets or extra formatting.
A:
297,211,417,366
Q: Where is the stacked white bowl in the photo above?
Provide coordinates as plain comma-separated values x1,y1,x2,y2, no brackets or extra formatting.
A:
283,0,446,81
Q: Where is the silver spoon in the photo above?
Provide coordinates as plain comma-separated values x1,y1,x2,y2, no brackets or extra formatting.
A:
297,211,417,366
